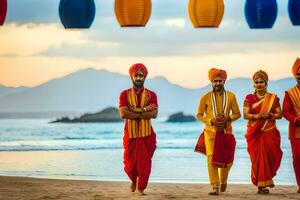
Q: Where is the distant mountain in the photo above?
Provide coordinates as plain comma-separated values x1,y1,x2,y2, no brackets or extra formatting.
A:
0,68,296,118
0,84,29,98
0,68,130,114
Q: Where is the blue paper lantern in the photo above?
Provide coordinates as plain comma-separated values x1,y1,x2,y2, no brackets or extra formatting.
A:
59,0,96,29
245,0,278,29
288,0,300,25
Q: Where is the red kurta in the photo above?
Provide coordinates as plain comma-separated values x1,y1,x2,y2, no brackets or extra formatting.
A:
119,87,157,190
283,91,300,185
244,94,282,188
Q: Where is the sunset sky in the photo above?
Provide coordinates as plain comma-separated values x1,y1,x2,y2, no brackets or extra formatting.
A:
0,0,299,89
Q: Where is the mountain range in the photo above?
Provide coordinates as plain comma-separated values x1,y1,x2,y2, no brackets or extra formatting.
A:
0,68,296,118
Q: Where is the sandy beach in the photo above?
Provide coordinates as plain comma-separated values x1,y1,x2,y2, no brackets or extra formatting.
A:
0,176,298,200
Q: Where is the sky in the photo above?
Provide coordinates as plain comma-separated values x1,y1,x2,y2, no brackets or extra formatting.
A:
0,0,299,89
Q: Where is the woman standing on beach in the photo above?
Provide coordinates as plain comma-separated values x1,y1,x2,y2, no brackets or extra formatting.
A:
243,70,283,194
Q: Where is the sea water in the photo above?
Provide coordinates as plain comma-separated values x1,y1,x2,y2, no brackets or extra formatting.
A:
0,119,295,184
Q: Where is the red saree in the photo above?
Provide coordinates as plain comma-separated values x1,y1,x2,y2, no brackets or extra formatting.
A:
244,93,282,188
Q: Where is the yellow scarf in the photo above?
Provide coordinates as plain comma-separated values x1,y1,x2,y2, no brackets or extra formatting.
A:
260,93,276,131
288,86,300,138
288,86,300,116
250,93,276,131
127,88,152,138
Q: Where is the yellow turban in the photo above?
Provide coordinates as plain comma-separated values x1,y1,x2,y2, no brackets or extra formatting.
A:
208,68,227,82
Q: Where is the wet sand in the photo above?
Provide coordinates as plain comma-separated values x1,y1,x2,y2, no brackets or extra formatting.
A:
0,176,299,200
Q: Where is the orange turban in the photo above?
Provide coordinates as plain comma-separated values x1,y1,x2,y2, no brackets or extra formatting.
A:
129,63,148,79
292,58,300,76
208,68,227,81
253,70,268,82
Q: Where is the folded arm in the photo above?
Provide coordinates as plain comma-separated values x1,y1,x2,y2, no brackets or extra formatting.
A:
119,106,141,120
119,104,158,120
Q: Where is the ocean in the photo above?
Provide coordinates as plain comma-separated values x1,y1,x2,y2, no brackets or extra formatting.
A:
0,118,296,185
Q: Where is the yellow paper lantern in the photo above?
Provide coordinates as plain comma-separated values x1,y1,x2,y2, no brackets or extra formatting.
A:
188,0,224,28
115,0,151,27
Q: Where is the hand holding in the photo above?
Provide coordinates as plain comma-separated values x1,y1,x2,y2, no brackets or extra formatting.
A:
132,108,144,113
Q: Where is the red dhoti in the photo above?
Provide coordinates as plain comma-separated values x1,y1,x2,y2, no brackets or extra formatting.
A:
123,132,156,190
290,139,300,185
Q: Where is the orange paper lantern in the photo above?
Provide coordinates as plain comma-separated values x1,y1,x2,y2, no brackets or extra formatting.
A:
188,0,224,28
115,0,151,27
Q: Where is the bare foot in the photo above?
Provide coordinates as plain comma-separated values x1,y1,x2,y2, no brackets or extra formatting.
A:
138,190,145,196
130,180,136,192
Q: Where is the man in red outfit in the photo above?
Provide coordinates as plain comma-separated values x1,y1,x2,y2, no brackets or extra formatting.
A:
283,58,300,193
119,63,158,195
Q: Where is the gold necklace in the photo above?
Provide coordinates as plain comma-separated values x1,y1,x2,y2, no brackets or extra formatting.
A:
255,91,266,99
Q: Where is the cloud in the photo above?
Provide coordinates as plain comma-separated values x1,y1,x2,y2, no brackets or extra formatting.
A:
164,18,186,28
1,0,299,89
2,0,299,59
0,23,83,56
37,17,300,58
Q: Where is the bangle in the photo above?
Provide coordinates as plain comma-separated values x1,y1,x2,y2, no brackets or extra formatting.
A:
143,107,147,112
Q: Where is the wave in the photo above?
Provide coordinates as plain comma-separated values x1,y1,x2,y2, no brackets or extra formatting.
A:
54,136,97,140
0,145,292,152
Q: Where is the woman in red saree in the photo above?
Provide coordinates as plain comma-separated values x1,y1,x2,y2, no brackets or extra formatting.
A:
243,70,283,194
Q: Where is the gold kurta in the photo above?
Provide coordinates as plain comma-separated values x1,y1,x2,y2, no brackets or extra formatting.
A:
197,90,241,188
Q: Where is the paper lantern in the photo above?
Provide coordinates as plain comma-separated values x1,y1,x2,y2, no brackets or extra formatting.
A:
115,0,151,27
288,0,300,25
188,0,224,28
245,0,277,29
0,0,7,25
59,0,96,29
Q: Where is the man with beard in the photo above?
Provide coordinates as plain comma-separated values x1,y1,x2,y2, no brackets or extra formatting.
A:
119,63,158,195
283,58,300,193
195,68,241,195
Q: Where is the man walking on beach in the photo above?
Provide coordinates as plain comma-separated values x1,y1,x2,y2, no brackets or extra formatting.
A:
283,58,300,193
195,68,241,195
119,63,158,195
